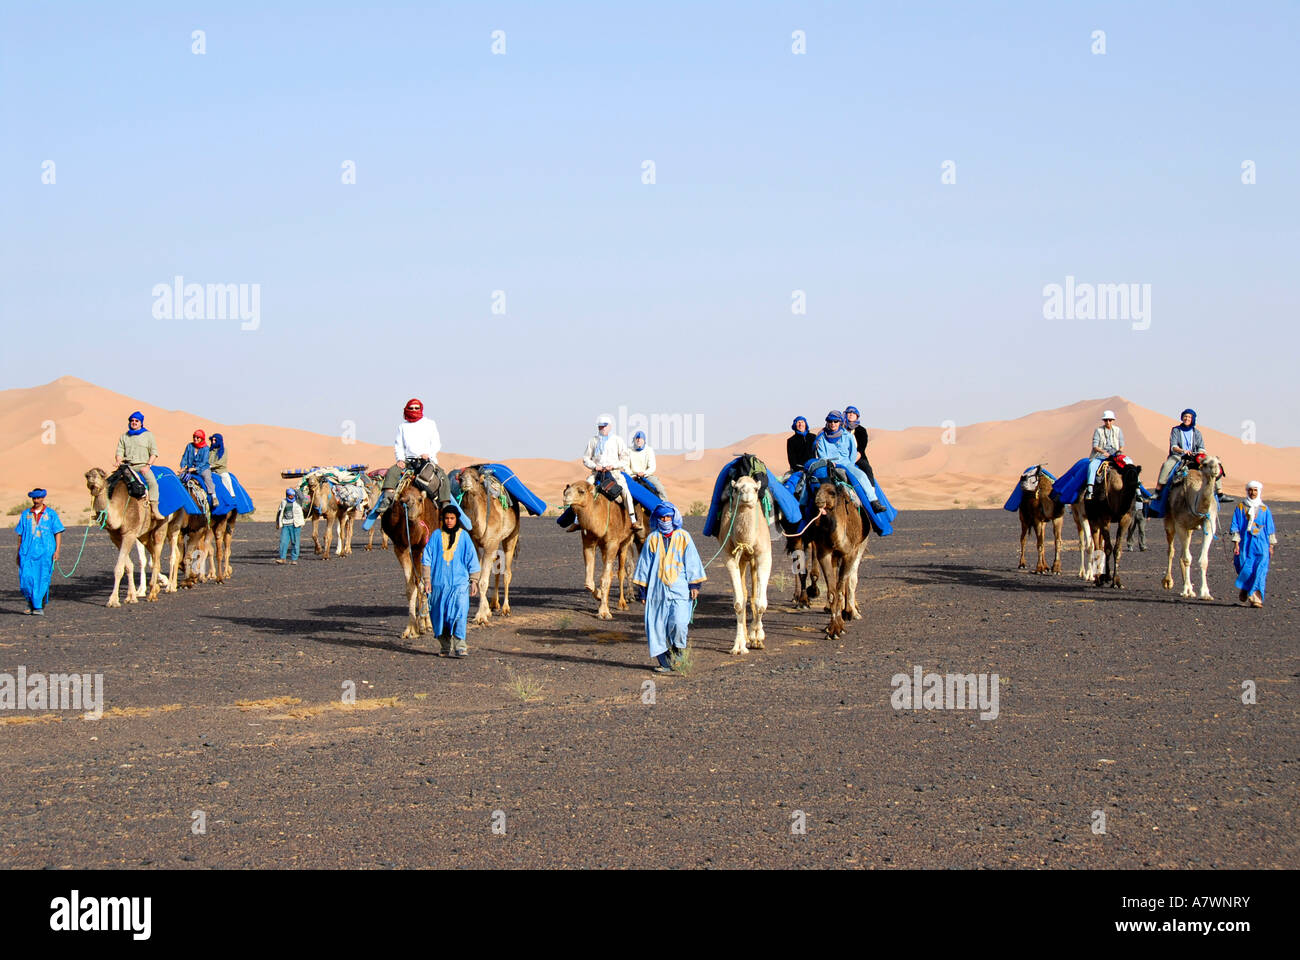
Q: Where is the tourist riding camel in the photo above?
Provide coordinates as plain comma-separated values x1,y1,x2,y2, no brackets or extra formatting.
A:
1084,410,1125,499
843,405,876,486
786,416,816,473
814,411,886,513
114,411,164,520
1155,409,1204,496
364,398,452,530
582,416,638,530
14,488,62,616
178,428,218,510
209,432,235,498
628,431,666,499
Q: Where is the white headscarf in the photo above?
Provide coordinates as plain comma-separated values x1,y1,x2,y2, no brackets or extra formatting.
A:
1245,482,1263,525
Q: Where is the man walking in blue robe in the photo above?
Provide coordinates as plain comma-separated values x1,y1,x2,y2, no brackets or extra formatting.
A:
633,503,706,672
14,489,63,616
1231,481,1277,608
421,504,480,657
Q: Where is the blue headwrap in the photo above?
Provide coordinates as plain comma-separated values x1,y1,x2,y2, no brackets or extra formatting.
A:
633,430,646,448
285,488,296,499
791,416,808,434
844,405,861,419
28,488,47,499
210,433,225,458
126,412,147,436
823,410,844,439
1180,409,1197,427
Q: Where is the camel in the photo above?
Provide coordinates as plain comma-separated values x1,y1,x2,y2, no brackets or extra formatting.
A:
173,489,240,588
1017,466,1065,574
806,480,871,639
784,532,820,608
84,466,184,606
562,480,641,620
303,471,356,558
456,466,522,625
1161,454,1224,600
714,475,771,654
378,478,438,639
1083,458,1142,589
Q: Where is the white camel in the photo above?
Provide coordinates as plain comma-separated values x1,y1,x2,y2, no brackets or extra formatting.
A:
1162,455,1223,600
714,475,772,655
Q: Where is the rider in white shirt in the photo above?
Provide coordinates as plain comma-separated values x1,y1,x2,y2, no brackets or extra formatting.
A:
583,416,639,529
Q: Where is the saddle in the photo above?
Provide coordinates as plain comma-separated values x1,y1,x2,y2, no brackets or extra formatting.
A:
107,464,148,501
182,476,212,522
402,458,446,500
593,469,624,504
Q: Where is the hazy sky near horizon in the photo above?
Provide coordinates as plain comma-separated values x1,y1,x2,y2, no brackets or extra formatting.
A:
3,1,1297,459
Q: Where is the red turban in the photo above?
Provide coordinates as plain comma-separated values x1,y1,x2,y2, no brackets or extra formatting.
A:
403,399,423,423
192,429,208,447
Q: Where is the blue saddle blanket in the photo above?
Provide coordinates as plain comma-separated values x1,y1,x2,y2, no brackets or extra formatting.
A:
701,457,802,538
782,461,895,536
1048,458,1092,506
1003,465,1057,512
479,463,548,516
152,466,204,517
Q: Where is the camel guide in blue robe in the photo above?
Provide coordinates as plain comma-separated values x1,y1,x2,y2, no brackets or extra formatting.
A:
813,411,886,513
14,489,63,615
421,504,480,657
633,503,705,673
1231,481,1277,608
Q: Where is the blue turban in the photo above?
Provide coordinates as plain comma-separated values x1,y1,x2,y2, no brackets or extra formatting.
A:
126,412,147,436
285,488,297,499
844,405,860,419
210,433,225,457
1180,408,1197,426
28,488,47,499
652,502,675,519
791,416,808,433
633,430,646,446
825,410,843,423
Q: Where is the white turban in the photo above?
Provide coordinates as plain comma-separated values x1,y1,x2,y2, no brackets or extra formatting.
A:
1245,482,1263,524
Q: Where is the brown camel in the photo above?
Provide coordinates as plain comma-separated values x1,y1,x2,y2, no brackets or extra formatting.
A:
303,471,356,558
1083,458,1142,588
456,466,522,625
1016,466,1065,574
562,480,639,620
84,466,184,606
175,496,240,588
806,480,871,639
379,478,438,639
1161,454,1224,600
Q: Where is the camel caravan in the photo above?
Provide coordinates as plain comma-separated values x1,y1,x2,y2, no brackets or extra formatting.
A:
50,400,1277,673
1005,408,1238,601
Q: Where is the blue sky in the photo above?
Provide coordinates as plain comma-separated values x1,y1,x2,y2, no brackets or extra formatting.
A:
3,1,1297,458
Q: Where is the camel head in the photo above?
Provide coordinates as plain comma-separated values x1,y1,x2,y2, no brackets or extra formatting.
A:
562,481,594,509
85,467,107,496
813,480,842,515
730,475,760,507
1020,466,1046,494
458,467,483,496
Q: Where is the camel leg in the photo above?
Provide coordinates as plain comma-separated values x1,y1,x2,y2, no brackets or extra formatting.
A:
1050,515,1063,574
1162,518,1177,590
1197,517,1215,600
725,553,748,655
1179,529,1195,598
1074,508,1092,580
500,533,517,617
110,537,138,607
473,540,497,626
750,552,770,649
844,542,867,622
583,536,599,599
222,521,235,580
1111,518,1128,588
1018,516,1029,569
616,540,630,611
396,549,422,639
312,517,323,555
132,540,148,595
818,549,843,639
146,531,166,601
596,547,616,620
1034,518,1048,574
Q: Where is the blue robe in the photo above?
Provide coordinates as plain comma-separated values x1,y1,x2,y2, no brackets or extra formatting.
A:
632,529,705,658
1231,503,1275,600
421,528,481,640
16,507,64,610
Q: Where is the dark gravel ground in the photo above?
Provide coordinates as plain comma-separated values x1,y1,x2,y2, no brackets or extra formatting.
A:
1,506,1295,869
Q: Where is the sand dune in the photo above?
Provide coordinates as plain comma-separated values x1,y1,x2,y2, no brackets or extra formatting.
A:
2,378,1296,527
